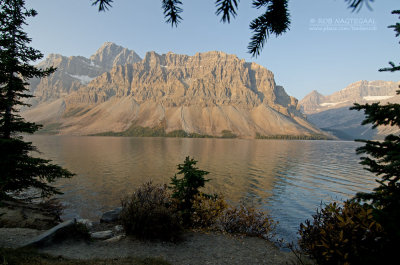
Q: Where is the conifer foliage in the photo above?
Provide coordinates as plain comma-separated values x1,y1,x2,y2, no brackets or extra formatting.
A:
299,10,400,264
170,156,210,225
350,9,400,250
0,0,73,199
91,0,372,56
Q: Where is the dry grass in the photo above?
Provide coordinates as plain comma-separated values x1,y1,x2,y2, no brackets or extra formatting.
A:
0,247,171,265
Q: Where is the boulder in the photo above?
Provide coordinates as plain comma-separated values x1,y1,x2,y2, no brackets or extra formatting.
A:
22,219,76,247
76,218,93,229
100,207,122,223
90,230,113,240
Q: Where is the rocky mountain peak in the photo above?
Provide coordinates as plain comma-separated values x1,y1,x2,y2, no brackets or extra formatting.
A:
299,90,325,113
299,80,400,140
309,90,323,96
142,51,163,68
300,80,400,115
90,42,122,60
29,42,142,104
37,53,65,68
90,42,141,69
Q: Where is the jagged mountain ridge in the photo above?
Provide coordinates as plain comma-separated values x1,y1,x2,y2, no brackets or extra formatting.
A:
29,42,141,104
299,80,400,140
300,80,400,114
23,43,327,138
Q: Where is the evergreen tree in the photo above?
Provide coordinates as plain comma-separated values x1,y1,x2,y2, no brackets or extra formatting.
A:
0,0,73,199
350,8,400,255
170,156,209,225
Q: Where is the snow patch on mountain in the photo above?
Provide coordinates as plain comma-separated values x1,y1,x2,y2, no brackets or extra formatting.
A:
68,74,95,84
363,95,394,101
320,101,348,107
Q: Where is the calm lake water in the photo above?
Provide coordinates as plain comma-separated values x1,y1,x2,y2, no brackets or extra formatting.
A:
25,135,377,243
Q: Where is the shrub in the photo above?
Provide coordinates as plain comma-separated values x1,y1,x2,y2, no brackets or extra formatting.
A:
299,201,385,265
191,193,228,228
191,194,277,239
169,156,210,225
218,203,276,239
120,182,182,241
53,222,91,242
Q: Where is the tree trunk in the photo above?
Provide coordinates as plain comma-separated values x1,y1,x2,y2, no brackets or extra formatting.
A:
3,1,18,139
3,77,13,139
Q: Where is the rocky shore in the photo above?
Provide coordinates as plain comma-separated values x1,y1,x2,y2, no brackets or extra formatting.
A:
0,201,296,265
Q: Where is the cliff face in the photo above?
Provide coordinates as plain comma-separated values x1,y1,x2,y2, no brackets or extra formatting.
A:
67,51,301,113
23,44,326,138
299,80,400,140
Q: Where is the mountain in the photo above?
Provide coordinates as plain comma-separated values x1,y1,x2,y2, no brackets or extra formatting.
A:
28,42,141,105
23,43,328,139
299,80,400,140
299,90,324,114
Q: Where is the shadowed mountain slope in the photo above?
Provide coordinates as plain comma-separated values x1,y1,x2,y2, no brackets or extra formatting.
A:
300,81,400,140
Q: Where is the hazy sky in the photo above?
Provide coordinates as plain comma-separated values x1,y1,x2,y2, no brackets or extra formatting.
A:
25,0,399,99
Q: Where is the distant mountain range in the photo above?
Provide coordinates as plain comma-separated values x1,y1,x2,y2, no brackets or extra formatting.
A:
22,42,327,139
299,80,400,140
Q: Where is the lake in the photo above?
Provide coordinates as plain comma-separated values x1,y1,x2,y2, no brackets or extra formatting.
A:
25,135,377,243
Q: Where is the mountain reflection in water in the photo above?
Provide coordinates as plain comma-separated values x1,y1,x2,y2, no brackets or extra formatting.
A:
25,135,376,243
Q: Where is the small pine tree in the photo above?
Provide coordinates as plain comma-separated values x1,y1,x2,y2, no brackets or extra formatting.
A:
0,0,73,199
170,156,210,225
350,9,400,259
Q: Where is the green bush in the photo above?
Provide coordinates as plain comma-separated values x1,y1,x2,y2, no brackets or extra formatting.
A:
120,182,182,241
299,201,385,265
218,203,276,239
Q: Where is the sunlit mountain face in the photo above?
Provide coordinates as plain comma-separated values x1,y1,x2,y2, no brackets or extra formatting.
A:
24,43,327,139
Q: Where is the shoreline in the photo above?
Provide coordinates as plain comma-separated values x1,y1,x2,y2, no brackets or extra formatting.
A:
0,199,297,264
